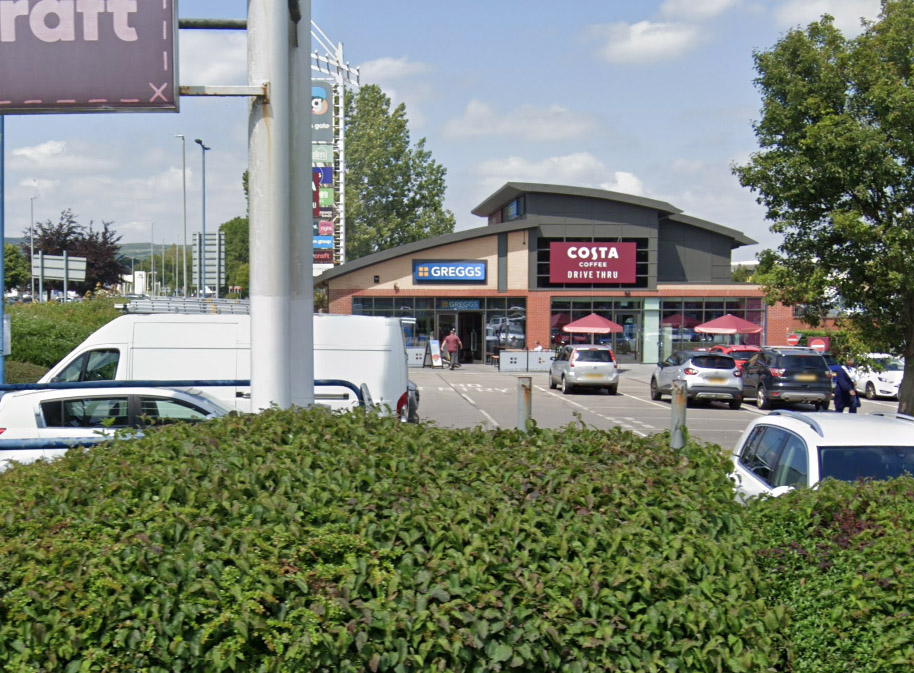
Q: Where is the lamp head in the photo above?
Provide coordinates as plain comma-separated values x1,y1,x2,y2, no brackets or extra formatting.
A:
194,138,210,150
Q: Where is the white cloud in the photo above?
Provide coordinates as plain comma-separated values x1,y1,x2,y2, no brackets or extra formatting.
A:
359,56,434,82
10,141,113,172
472,152,646,197
179,32,247,85
660,0,739,21
586,21,705,63
773,0,881,35
443,100,598,141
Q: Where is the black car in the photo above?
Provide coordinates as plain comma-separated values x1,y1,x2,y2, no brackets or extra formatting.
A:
742,347,833,410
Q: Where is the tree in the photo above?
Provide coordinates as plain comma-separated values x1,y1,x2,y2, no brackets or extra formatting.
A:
344,84,455,259
220,216,249,295
22,209,127,294
4,244,30,291
733,0,914,414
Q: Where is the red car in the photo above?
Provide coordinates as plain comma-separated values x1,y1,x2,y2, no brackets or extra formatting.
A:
710,345,760,372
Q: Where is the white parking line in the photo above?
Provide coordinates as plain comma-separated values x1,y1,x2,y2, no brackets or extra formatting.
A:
438,375,501,428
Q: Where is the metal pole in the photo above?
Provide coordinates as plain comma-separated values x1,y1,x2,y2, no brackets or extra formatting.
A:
195,139,210,298
290,0,314,407
63,250,68,300
671,379,687,449
516,376,532,432
176,134,188,297
29,194,36,299
38,251,43,302
249,0,292,410
0,116,5,382
150,223,154,296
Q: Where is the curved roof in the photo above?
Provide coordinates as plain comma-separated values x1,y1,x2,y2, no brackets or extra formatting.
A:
316,182,756,284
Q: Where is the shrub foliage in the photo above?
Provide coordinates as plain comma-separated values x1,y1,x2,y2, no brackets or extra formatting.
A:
0,410,781,672
7,299,120,368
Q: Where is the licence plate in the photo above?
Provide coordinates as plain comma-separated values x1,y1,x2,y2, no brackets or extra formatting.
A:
707,377,726,384
584,374,604,380
796,374,816,382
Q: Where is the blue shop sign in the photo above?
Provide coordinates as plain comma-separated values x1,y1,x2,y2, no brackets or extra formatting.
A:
313,236,334,249
438,299,480,310
413,260,487,284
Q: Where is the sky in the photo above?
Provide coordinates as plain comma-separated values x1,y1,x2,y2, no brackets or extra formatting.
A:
1,0,883,263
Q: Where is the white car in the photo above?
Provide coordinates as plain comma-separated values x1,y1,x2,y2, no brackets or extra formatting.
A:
730,410,914,500
0,387,231,470
854,353,904,400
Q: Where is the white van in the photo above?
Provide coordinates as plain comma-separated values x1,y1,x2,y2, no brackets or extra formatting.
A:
37,313,411,419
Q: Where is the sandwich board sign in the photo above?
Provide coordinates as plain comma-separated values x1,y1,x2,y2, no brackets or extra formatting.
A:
424,340,443,368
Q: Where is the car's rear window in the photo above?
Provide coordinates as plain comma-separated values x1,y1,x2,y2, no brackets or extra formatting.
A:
691,355,735,370
819,446,914,481
574,349,613,363
729,351,756,361
781,355,827,369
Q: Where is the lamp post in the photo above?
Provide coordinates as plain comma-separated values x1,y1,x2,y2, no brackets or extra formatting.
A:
195,138,210,297
176,134,188,297
28,194,37,300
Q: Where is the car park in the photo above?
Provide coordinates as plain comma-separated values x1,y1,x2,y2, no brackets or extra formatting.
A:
742,347,832,410
854,353,904,400
730,411,914,500
548,345,618,394
650,350,743,408
0,387,231,470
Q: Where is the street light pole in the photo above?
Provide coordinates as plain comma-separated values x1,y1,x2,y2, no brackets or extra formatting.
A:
176,134,188,297
29,194,37,299
195,138,210,298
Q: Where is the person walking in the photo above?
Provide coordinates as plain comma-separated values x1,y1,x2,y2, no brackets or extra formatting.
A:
443,328,462,370
833,357,859,413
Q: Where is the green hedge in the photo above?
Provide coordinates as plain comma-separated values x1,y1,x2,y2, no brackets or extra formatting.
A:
0,411,781,672
746,479,914,673
8,299,120,368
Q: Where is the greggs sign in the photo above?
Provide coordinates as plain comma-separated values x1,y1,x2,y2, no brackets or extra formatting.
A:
549,242,637,284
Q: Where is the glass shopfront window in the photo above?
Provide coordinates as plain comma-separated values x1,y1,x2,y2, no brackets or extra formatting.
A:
550,298,643,363
659,297,763,358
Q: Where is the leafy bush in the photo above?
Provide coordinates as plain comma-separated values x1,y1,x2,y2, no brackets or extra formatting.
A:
747,479,914,672
3,360,49,384
0,411,780,672
7,299,120,368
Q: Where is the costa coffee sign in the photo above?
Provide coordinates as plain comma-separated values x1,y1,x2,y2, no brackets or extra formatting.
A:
549,242,637,284
0,0,178,114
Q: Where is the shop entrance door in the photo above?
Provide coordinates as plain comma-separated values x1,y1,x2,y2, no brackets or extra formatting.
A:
613,312,641,363
437,313,457,343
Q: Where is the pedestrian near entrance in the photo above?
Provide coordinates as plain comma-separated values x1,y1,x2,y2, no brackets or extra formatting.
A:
833,357,859,413
533,341,544,351
443,328,462,370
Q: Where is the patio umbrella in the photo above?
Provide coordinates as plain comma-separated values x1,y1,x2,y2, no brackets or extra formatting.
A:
694,314,762,335
562,313,623,344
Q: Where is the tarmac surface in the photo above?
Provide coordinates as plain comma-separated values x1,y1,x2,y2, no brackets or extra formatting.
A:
409,361,900,450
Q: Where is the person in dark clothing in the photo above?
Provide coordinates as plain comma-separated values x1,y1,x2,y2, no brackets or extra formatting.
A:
833,358,858,413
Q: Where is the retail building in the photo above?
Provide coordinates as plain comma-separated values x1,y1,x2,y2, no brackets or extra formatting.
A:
317,183,785,365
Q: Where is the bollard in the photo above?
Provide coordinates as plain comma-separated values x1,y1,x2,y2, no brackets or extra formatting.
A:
671,379,687,449
517,376,532,432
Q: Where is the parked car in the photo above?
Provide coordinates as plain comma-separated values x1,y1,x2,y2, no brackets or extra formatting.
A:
0,387,231,471
742,347,832,410
548,345,618,395
406,380,420,423
730,410,914,500
650,351,743,409
709,344,760,372
854,353,904,400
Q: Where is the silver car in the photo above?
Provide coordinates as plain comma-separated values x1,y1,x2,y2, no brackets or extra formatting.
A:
651,350,743,409
548,345,619,395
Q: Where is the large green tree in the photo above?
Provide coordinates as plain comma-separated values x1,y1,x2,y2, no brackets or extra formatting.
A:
344,84,455,259
734,0,914,413
4,244,30,292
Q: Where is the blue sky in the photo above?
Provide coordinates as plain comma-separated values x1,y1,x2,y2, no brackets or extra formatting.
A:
2,0,881,263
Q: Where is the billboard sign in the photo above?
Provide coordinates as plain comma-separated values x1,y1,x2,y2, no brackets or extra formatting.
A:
311,80,333,142
313,236,334,249
313,250,333,264
313,167,333,185
413,260,487,284
549,242,637,284
312,144,333,163
0,0,178,114
312,221,334,236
